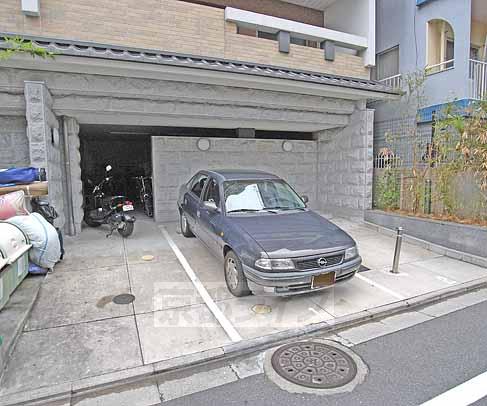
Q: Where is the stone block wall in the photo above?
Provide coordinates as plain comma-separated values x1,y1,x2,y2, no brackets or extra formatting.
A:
316,102,374,218
0,117,29,168
151,136,318,222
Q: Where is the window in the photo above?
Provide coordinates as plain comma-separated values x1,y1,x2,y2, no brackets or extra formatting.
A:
470,46,480,61
190,173,208,198
291,37,306,46
237,26,256,37
257,31,278,41
426,19,455,74
446,39,454,68
290,37,318,48
203,178,220,207
374,46,400,80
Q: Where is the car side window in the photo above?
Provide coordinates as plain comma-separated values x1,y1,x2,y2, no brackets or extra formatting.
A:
190,173,208,198
203,178,220,206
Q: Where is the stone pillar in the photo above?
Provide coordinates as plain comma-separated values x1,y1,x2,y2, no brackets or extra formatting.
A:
315,101,372,219
64,117,83,235
24,81,66,229
24,81,50,169
365,109,375,211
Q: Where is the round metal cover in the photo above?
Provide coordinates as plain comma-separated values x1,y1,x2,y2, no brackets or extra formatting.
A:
251,304,272,314
112,294,135,305
271,341,357,389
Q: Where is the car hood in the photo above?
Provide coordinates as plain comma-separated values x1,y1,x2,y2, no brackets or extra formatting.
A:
230,210,355,258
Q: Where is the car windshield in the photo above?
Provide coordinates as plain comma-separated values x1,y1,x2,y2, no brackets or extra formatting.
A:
223,179,306,213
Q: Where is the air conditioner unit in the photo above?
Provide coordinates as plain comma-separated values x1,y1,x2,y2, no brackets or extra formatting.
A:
21,0,40,16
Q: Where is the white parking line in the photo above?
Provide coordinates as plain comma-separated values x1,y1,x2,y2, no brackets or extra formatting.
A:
160,226,242,343
419,370,487,406
355,273,405,300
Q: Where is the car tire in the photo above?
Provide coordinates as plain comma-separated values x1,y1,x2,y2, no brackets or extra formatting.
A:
180,210,194,238
224,250,251,297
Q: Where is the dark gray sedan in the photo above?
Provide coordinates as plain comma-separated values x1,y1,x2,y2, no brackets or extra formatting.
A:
177,170,361,297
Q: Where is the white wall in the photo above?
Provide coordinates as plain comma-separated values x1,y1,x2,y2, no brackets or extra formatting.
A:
325,0,376,67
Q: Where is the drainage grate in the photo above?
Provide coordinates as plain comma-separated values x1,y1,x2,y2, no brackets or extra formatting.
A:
112,294,135,305
271,341,358,389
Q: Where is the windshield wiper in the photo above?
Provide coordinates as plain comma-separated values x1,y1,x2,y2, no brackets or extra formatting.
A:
227,208,261,213
263,206,306,211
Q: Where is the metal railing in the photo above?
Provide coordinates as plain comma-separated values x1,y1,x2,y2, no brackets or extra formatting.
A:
425,59,454,75
379,74,403,90
469,59,487,100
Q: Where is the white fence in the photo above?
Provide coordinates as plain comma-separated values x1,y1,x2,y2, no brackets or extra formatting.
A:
379,74,402,90
470,59,487,100
425,59,454,75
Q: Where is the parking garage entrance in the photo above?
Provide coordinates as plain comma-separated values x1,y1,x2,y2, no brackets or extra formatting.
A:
79,125,154,221
77,125,317,225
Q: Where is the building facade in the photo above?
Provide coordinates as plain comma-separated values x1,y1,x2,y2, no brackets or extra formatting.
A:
0,0,397,235
373,0,487,161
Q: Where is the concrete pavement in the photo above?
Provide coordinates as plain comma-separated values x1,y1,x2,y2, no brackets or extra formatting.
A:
0,215,486,404
161,293,487,406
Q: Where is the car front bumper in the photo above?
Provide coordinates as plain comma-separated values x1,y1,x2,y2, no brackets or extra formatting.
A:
242,256,361,296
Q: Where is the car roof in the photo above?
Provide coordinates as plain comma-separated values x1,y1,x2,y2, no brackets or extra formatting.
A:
204,169,281,182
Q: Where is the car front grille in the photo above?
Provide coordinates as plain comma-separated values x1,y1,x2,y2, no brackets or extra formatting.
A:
294,253,343,271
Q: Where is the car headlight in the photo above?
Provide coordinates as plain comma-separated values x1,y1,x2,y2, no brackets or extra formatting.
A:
255,258,295,271
344,246,359,261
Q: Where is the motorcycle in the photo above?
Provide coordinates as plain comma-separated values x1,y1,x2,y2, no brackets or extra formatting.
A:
83,165,136,238
133,175,153,217
31,197,65,260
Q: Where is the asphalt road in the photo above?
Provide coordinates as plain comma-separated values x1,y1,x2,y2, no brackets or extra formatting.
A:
167,300,487,406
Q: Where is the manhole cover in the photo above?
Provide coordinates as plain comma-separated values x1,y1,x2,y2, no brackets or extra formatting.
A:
251,304,272,314
271,341,358,389
112,294,135,305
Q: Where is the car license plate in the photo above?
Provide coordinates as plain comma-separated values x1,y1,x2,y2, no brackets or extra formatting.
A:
312,272,336,289
122,204,134,212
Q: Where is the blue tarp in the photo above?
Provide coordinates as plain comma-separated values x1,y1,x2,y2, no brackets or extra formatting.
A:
0,167,44,186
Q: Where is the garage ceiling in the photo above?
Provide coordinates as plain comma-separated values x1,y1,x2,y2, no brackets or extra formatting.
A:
279,0,337,10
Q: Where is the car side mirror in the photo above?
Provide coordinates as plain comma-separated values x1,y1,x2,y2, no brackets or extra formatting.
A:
301,195,309,204
204,201,219,212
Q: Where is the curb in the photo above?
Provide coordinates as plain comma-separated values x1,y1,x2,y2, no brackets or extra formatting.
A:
363,220,487,269
1,276,487,405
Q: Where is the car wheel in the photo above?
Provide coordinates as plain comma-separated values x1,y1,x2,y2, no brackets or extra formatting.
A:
224,250,251,297
180,210,194,237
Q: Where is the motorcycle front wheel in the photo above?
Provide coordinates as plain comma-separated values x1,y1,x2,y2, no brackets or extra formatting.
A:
118,221,134,238
84,213,102,227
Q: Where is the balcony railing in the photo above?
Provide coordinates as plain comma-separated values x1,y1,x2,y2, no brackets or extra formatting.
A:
470,59,487,100
379,74,402,90
425,59,454,75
